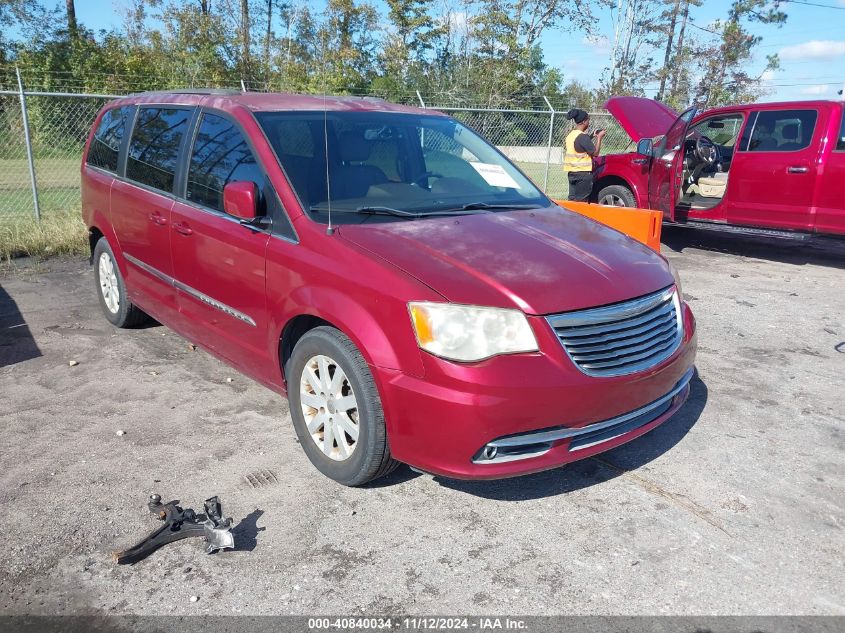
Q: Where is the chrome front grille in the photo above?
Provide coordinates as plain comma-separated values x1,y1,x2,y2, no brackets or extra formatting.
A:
547,286,682,377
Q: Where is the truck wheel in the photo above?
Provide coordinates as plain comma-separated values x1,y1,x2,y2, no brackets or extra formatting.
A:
287,326,399,486
597,184,635,207
92,238,150,328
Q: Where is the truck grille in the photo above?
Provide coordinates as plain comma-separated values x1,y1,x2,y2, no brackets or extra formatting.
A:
547,286,682,377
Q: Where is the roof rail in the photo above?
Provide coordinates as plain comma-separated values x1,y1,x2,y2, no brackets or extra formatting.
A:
127,88,242,97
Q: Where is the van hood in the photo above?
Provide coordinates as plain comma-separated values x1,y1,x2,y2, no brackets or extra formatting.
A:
605,96,678,142
338,207,674,316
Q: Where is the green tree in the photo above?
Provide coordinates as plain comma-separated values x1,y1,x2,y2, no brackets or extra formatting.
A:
695,0,787,106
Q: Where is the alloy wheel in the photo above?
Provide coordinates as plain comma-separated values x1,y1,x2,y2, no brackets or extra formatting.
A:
599,194,626,207
299,354,360,461
98,252,120,314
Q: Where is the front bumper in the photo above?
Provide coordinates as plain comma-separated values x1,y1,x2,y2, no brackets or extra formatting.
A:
375,302,697,479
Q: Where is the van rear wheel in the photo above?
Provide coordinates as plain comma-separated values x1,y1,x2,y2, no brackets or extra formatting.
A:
597,184,635,207
92,238,149,328
287,326,398,486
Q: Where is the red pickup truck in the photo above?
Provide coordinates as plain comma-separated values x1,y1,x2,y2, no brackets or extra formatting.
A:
592,97,845,237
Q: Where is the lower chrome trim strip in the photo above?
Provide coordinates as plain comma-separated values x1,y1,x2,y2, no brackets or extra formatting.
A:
124,252,256,327
125,252,170,285
473,367,694,464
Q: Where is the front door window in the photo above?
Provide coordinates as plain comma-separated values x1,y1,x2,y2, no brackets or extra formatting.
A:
648,106,696,219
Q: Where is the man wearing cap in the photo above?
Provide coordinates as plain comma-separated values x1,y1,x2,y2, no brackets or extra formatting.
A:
564,108,606,202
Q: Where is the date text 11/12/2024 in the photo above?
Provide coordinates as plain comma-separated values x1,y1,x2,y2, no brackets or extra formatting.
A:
307,617,528,630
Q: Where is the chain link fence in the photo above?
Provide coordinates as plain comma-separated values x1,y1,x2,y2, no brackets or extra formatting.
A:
0,84,631,222
429,104,631,200
1,87,114,222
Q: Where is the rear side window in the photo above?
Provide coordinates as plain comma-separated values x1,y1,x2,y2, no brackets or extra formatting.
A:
87,106,132,172
186,113,263,212
837,110,845,151
126,107,191,193
745,109,818,152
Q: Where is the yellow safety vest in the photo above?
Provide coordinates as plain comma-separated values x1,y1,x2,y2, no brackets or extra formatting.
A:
564,129,593,173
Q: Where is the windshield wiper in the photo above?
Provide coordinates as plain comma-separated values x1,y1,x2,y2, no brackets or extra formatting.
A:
449,202,544,212
354,206,426,217
310,204,418,218
310,205,486,218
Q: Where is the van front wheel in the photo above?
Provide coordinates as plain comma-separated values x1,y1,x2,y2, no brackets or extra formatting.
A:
597,184,635,207
287,326,399,486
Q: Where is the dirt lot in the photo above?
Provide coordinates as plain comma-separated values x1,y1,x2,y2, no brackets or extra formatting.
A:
0,227,843,616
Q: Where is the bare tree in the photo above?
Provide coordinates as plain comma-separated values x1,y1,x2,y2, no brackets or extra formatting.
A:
668,0,693,100
656,0,680,101
607,0,662,94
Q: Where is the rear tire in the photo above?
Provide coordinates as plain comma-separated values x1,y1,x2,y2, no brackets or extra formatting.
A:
93,238,149,328
287,326,399,486
597,184,635,207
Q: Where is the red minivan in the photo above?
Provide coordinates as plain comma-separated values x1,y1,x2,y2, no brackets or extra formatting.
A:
593,97,845,237
81,90,697,485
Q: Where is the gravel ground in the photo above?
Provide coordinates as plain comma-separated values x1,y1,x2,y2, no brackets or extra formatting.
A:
0,227,843,616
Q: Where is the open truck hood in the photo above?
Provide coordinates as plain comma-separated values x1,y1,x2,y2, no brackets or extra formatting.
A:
338,206,673,316
604,96,678,142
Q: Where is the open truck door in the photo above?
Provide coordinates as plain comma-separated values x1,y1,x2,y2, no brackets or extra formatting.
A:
643,106,697,222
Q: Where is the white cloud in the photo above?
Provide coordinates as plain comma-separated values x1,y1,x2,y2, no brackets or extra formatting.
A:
582,35,610,54
799,84,831,95
779,40,845,61
561,57,581,71
760,69,776,82
439,10,470,35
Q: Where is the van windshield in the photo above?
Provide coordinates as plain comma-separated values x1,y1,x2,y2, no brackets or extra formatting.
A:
255,111,549,223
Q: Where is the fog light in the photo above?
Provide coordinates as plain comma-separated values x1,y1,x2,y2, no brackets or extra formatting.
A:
482,445,498,460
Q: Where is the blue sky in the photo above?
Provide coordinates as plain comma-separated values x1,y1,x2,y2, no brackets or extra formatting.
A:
44,0,845,102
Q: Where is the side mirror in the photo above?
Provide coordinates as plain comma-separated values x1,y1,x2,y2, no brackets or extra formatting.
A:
636,138,653,157
223,181,258,220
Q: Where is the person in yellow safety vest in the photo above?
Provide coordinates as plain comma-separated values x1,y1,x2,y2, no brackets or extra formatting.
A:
564,108,606,202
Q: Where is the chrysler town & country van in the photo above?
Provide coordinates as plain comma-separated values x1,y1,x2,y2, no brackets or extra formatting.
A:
82,90,697,485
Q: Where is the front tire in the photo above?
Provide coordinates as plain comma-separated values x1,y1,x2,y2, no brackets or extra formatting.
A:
287,326,398,486
92,238,149,328
597,184,636,207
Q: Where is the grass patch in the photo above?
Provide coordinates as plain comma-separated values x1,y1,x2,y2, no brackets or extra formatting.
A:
515,161,569,200
0,211,88,262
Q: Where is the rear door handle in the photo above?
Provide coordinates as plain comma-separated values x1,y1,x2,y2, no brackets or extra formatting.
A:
173,221,193,236
787,166,808,174
149,211,168,226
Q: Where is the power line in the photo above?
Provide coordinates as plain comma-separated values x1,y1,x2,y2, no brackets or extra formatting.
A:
782,0,845,9
688,22,721,35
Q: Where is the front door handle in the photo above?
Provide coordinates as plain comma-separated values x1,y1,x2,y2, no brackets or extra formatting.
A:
149,211,168,226
632,158,648,165
173,222,193,236
787,166,809,174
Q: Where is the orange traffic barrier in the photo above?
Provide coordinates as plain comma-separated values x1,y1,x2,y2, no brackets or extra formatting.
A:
554,200,663,252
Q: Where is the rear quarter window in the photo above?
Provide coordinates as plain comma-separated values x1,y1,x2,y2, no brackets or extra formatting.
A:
87,106,132,172
126,107,192,193
744,109,818,152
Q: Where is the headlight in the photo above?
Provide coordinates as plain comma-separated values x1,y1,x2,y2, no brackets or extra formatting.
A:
667,260,684,298
408,302,539,362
